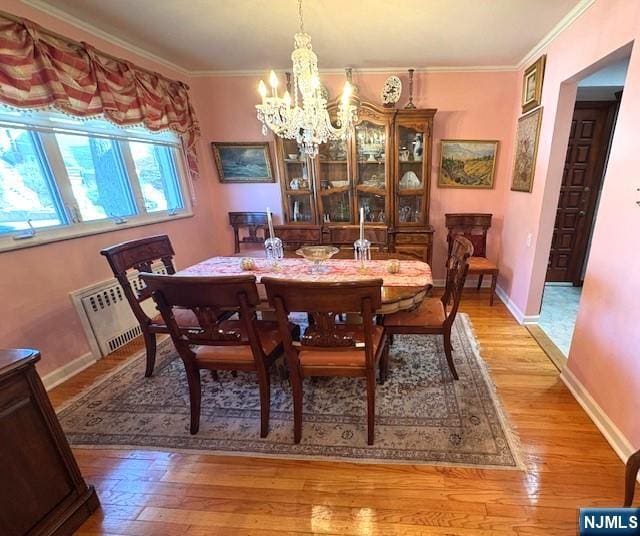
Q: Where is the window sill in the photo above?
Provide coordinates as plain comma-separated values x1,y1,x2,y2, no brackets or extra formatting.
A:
0,210,194,254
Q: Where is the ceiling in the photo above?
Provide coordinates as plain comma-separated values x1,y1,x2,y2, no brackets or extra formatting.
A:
25,0,585,73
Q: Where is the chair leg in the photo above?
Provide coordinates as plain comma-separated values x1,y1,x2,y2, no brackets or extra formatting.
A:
443,330,459,380
624,449,640,507
143,330,157,378
185,365,202,434
378,338,390,384
210,370,219,381
256,367,271,438
476,273,484,291
290,372,304,444
366,369,376,445
490,273,497,306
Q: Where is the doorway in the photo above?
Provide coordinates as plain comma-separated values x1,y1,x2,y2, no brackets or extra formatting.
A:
538,56,628,356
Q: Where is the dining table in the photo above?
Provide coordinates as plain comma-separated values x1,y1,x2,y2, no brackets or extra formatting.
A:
179,256,433,314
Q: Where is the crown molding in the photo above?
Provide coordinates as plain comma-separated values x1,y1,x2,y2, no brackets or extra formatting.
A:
517,0,595,69
20,0,191,77
21,0,595,78
190,64,519,78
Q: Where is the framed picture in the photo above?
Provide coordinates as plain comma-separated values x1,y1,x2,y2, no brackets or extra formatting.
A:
522,55,546,113
211,142,275,183
511,107,543,193
438,140,499,189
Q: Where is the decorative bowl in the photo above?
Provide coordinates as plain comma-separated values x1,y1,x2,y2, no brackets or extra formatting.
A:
287,153,298,160
296,245,339,273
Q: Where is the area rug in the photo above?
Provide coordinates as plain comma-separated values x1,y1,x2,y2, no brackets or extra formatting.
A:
58,314,523,468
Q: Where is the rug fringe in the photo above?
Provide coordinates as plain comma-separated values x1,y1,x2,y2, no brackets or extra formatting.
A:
458,313,527,471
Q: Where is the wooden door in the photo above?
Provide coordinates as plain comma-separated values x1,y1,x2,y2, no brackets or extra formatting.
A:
546,101,615,284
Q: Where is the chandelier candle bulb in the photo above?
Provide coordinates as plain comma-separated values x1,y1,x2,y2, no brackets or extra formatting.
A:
258,80,267,102
360,207,364,241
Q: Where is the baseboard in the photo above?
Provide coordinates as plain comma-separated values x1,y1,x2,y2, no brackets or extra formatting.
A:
40,352,97,391
494,285,540,324
432,278,494,289
561,366,636,469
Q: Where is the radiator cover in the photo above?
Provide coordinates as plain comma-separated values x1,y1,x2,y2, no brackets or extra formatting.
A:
70,263,168,358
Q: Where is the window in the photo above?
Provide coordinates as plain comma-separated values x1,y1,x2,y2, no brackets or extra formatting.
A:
0,109,192,250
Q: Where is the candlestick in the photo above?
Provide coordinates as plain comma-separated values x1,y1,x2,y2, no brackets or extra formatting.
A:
266,207,275,238
359,207,364,241
405,68,416,110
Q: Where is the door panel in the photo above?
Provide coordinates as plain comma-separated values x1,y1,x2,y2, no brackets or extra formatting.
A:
546,102,614,284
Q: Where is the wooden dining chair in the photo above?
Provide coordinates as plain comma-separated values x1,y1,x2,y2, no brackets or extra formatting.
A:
141,273,298,437
383,236,473,381
263,278,388,445
101,235,198,377
445,213,498,305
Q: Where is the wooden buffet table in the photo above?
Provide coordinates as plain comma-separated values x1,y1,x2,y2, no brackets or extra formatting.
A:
0,349,99,535
179,256,433,314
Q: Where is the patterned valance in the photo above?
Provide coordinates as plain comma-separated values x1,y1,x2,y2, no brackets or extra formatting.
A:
0,15,200,178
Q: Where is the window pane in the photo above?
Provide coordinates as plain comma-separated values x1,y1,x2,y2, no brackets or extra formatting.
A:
55,133,136,221
129,142,183,212
0,127,64,233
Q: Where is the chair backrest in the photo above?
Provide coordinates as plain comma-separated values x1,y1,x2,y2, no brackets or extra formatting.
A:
263,278,382,368
140,273,264,359
228,212,268,254
442,235,473,326
445,213,492,258
100,235,176,325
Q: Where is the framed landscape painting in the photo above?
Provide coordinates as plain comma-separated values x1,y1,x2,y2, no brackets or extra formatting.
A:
211,142,275,183
438,140,499,189
511,107,543,192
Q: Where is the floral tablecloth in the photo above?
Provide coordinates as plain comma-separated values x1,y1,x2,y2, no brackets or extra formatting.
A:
179,257,432,288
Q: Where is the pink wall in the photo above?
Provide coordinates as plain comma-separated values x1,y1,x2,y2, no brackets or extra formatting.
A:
192,70,519,278
0,0,219,376
499,0,640,446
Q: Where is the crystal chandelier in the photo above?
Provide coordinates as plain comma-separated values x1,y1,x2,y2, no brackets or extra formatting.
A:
255,0,357,158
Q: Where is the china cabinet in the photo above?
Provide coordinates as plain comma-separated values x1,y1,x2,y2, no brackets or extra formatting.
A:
275,101,436,263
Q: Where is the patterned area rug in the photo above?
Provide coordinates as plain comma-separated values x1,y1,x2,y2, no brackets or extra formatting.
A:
58,314,522,468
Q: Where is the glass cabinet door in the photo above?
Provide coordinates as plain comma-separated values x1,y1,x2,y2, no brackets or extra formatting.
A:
317,138,352,223
355,120,387,224
281,139,314,223
396,124,426,225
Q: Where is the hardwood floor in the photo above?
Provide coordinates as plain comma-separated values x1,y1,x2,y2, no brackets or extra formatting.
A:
48,290,630,535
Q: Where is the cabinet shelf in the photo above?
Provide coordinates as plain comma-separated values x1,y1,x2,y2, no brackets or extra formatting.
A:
319,159,348,164
284,159,304,164
285,189,313,195
320,186,350,196
356,185,386,195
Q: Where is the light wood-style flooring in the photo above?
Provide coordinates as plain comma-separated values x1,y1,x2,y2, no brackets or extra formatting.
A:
49,290,631,535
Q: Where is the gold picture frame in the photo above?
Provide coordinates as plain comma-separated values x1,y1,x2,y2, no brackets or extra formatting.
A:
438,139,499,189
211,142,275,183
522,55,546,113
510,107,543,193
